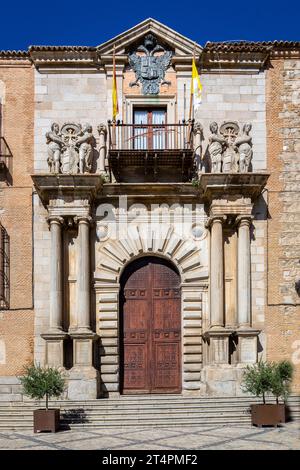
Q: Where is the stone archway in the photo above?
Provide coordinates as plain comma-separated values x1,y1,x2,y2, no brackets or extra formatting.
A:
94,224,208,396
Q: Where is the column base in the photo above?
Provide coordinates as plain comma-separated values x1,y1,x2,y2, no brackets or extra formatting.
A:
235,328,260,364
68,331,99,399
41,332,68,368
204,328,234,364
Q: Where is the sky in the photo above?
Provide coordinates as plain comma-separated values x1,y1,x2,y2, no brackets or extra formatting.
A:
0,0,299,50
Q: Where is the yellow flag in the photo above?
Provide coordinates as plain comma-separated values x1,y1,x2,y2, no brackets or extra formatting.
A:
112,45,119,120
191,58,202,110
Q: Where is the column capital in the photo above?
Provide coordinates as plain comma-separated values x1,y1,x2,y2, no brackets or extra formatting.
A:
236,215,254,227
205,215,227,229
47,215,64,227
74,215,94,226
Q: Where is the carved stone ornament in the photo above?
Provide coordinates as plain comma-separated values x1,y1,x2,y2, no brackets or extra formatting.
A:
46,122,95,174
128,34,172,95
207,121,253,173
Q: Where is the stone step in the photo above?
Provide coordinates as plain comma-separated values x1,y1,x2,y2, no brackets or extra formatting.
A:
1,396,299,406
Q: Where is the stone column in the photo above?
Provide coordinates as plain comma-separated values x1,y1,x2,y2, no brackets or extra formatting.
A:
237,216,252,327
204,215,232,365
68,215,99,400
49,216,64,332
41,216,66,368
76,216,92,333
97,124,107,174
236,215,259,364
210,216,225,328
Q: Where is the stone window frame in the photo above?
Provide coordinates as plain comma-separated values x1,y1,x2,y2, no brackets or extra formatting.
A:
124,95,176,125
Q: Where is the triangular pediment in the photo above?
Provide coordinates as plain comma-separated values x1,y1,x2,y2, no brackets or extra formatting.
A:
97,18,202,56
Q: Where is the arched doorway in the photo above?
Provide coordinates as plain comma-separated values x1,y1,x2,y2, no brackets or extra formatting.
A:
120,256,181,394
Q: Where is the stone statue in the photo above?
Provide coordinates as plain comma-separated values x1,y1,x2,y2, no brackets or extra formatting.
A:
46,123,64,173
60,123,81,174
76,124,94,173
219,121,240,173
208,122,226,173
235,123,253,173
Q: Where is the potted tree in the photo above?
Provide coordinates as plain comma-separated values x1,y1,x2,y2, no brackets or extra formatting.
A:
20,364,65,433
242,359,293,426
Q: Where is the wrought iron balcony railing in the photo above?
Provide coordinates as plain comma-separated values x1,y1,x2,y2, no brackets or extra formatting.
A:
108,121,193,151
107,121,195,183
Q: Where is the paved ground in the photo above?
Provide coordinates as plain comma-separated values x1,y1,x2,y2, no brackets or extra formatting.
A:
0,422,299,450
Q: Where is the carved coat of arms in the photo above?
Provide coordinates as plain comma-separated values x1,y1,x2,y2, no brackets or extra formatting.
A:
129,34,172,95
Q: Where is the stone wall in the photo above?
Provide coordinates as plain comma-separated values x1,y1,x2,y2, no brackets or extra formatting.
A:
0,60,34,377
176,71,267,171
266,56,300,392
34,70,109,173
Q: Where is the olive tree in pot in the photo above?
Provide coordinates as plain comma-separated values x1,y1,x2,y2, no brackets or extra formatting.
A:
242,360,293,427
20,364,65,433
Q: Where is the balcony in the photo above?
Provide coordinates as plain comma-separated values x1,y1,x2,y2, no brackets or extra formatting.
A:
0,137,13,184
107,121,195,183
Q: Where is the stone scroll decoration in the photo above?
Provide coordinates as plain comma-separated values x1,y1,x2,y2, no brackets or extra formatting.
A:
46,122,97,174
128,34,172,95
208,121,253,173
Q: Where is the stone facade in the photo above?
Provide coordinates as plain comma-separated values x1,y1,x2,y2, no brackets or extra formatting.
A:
0,19,299,401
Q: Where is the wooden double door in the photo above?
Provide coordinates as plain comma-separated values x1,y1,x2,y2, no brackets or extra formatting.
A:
120,257,181,394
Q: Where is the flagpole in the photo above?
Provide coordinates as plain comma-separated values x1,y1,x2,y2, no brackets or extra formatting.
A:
112,44,116,149
188,46,196,146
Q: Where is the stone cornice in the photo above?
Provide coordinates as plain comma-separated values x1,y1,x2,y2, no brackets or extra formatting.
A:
32,174,104,207
199,173,270,202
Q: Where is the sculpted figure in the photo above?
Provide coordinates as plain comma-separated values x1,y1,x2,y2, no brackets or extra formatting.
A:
208,122,226,172
235,123,253,173
76,124,94,173
46,123,64,173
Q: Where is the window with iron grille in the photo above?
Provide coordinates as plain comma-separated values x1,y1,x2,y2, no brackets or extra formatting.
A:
0,223,9,309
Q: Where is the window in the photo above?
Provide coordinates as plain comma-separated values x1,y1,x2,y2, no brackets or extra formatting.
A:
0,223,9,309
133,108,167,150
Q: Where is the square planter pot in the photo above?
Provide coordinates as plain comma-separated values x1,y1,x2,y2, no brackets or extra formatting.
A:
251,404,285,427
33,409,60,433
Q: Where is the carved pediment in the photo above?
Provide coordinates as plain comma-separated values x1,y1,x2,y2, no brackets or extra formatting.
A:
97,18,202,57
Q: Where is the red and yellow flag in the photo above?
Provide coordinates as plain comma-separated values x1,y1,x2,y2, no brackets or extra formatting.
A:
112,45,119,120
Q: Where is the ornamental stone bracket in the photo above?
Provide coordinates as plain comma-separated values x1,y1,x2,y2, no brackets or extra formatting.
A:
198,173,270,204
31,174,104,213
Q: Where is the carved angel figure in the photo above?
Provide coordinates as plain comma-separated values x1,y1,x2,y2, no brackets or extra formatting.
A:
235,123,253,173
46,123,64,173
76,124,94,173
208,122,226,173
129,34,172,95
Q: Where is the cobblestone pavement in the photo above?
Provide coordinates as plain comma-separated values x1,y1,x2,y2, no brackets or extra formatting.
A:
0,422,299,450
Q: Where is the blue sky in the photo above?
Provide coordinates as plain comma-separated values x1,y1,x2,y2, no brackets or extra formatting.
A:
0,0,299,50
